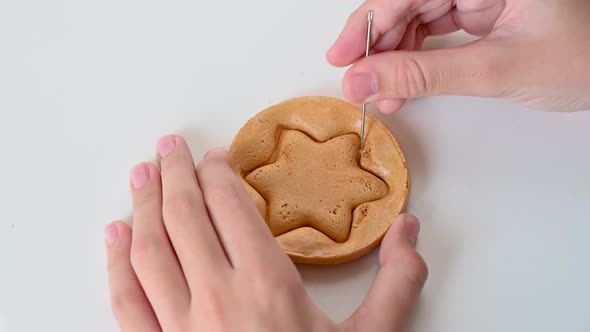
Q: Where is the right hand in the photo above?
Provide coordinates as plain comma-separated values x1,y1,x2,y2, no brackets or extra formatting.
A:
327,0,590,113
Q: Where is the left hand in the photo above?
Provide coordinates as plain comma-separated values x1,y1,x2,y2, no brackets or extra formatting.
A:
104,135,428,332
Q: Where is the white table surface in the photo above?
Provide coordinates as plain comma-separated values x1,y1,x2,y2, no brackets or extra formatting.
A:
1,1,589,331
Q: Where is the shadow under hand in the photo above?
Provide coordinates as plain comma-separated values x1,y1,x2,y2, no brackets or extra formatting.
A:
297,248,380,322
297,249,378,284
413,229,457,331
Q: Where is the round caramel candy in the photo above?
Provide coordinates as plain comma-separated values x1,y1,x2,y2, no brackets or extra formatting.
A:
229,96,409,264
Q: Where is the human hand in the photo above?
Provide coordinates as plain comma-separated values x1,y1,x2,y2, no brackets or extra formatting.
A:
327,0,590,113
104,135,428,332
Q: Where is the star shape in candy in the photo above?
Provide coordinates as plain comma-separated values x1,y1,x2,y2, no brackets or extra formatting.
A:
245,130,388,243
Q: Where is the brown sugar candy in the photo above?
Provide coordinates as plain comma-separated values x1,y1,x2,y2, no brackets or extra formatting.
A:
229,96,410,264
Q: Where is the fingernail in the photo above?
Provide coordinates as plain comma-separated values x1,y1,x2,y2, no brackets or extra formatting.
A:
157,135,177,159
130,164,149,190
104,223,119,247
402,214,420,248
348,72,379,102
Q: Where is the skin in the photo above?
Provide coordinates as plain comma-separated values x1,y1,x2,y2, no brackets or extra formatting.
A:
105,136,428,332
106,1,589,330
328,0,590,113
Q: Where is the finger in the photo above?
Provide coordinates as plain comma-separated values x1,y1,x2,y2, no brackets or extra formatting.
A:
373,15,422,53
196,148,291,271
157,135,231,277
342,39,509,102
368,0,457,53
327,0,505,67
423,9,461,36
396,17,425,51
343,214,428,331
415,0,454,24
371,21,408,53
106,221,161,332
372,15,431,54
453,0,505,36
129,163,190,330
373,18,426,115
373,18,422,114
327,0,420,67
376,98,406,114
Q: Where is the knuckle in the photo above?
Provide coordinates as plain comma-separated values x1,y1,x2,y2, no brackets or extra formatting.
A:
110,286,142,317
106,254,122,273
193,287,229,328
479,54,507,96
410,0,428,7
196,151,230,174
393,57,429,97
251,267,302,298
398,249,429,288
163,193,195,220
195,156,216,175
133,188,159,210
205,181,241,208
207,185,235,207
243,269,305,316
275,277,303,297
162,153,194,176
249,267,277,291
204,148,229,162
130,236,165,268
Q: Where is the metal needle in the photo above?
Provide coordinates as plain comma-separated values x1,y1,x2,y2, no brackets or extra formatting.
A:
359,11,373,156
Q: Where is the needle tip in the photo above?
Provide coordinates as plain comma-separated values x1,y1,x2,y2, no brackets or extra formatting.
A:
368,11,373,22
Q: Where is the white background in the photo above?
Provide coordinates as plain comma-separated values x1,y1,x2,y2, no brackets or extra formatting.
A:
1,0,589,331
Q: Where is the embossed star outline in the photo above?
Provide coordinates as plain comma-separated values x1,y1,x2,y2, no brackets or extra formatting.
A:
245,129,388,243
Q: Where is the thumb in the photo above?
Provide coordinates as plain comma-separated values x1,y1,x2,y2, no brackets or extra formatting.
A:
343,40,511,103
342,214,428,332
